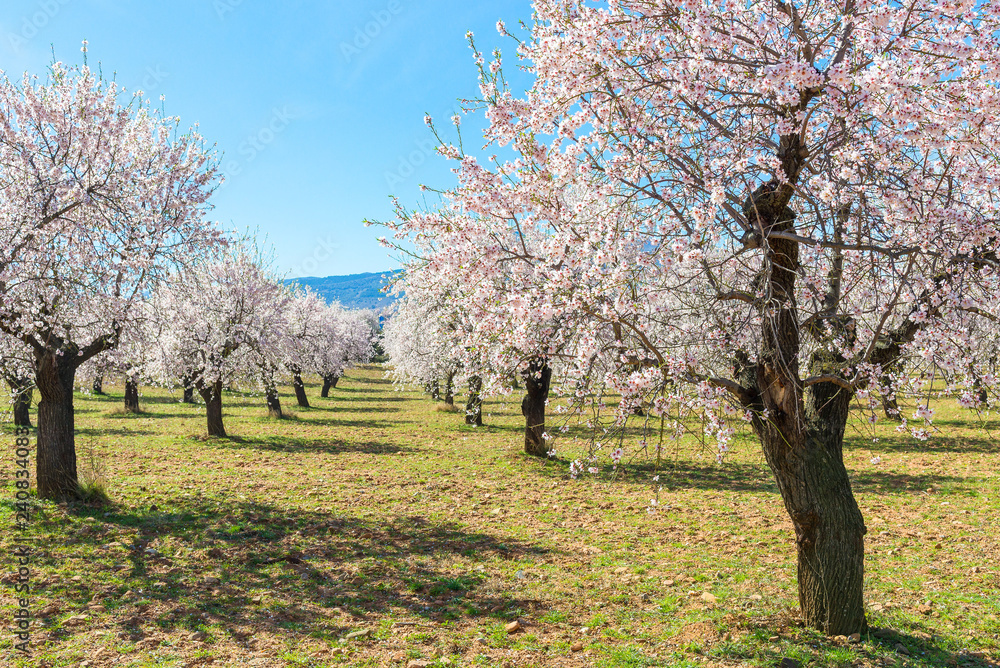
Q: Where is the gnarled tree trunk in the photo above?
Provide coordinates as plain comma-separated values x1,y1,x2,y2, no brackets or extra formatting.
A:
123,375,141,413
293,372,309,408
34,352,79,499
739,172,867,636
444,372,455,406
465,375,483,426
521,359,551,457
749,374,867,636
868,339,904,421
261,365,283,418
182,375,195,404
265,386,283,418
197,379,226,437
92,375,104,395
7,378,33,428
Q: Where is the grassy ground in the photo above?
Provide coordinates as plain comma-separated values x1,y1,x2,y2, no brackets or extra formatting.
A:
0,365,998,668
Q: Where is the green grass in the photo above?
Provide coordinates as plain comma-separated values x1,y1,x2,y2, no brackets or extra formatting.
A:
0,365,997,667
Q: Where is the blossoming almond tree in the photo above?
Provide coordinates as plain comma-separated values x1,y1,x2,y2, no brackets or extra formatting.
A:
383,288,465,403
283,287,338,409
317,307,377,396
150,249,290,437
385,0,1000,635
0,60,222,499
379,193,599,454
1,333,35,428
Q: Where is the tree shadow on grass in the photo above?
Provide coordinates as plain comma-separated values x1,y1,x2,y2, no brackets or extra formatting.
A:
40,497,555,645
133,394,192,406
713,614,998,668
323,393,410,403
75,426,157,438
845,431,999,455
293,416,415,430
102,409,201,421
530,457,977,496
301,405,403,415
203,434,420,456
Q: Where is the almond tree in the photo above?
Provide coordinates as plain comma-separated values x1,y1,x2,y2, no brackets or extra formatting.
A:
383,290,464,405
382,1,1000,634
283,288,332,408
0,59,222,499
1,333,35,428
317,307,376,396
151,250,290,437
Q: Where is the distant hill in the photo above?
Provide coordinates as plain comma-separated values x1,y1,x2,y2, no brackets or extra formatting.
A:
289,271,399,311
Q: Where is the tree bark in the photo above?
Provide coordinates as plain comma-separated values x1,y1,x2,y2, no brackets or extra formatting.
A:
293,373,310,408
870,341,903,421
749,375,867,636
182,375,195,404
34,352,79,500
521,359,551,457
465,375,483,426
430,379,440,401
198,379,226,437
881,394,900,421
265,386,283,418
8,378,32,428
444,372,455,406
321,375,333,397
92,375,104,395
740,173,867,636
123,375,140,413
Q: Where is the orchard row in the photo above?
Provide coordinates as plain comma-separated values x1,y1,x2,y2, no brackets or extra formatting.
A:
0,60,375,502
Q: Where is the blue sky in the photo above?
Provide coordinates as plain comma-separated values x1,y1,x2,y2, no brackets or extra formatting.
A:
0,0,534,278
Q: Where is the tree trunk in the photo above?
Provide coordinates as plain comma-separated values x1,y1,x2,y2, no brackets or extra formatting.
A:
293,373,310,408
198,380,226,438
444,373,455,406
741,175,867,636
521,359,551,457
881,394,900,421
871,342,903,421
430,379,440,401
8,379,32,428
265,386,283,418
465,375,483,426
330,375,339,389
34,353,79,500
752,378,867,636
972,365,990,407
321,375,333,397
182,375,195,404
92,375,104,395
123,375,140,413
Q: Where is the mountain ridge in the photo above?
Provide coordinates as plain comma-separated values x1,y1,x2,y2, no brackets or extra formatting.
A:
288,271,399,310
